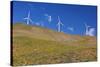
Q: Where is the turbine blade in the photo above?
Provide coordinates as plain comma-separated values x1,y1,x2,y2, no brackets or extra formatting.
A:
28,11,30,18
61,22,64,26
29,18,33,23
24,17,28,19
84,23,87,27
58,16,60,22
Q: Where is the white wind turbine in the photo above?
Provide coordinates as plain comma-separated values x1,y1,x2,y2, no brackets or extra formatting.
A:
84,23,91,36
57,16,64,32
24,11,33,25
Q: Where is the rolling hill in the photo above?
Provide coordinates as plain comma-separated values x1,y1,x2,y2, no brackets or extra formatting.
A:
12,23,97,66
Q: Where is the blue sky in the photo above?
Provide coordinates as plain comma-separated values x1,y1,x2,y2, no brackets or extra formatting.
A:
11,1,97,36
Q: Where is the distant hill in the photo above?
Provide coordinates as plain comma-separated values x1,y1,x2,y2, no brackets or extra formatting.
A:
13,23,96,46
12,23,97,66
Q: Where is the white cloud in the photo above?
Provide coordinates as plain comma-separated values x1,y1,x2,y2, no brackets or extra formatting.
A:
88,28,95,36
41,23,44,27
35,21,44,27
44,14,48,16
84,23,95,36
44,13,52,23
67,27,74,32
35,22,40,26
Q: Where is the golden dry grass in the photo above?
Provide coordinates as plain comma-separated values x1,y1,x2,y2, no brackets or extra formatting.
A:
12,23,97,66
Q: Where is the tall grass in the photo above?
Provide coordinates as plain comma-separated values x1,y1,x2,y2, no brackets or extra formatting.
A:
13,36,97,66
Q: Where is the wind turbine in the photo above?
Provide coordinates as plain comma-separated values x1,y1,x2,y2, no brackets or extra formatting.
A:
24,11,33,25
57,16,64,32
84,23,91,36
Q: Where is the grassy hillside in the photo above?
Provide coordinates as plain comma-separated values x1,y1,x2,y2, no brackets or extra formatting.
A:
12,23,97,66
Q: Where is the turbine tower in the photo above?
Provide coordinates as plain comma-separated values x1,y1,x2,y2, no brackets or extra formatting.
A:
85,23,91,36
24,11,33,25
57,16,64,32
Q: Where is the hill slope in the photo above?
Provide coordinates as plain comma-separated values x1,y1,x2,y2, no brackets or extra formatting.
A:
12,23,97,66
